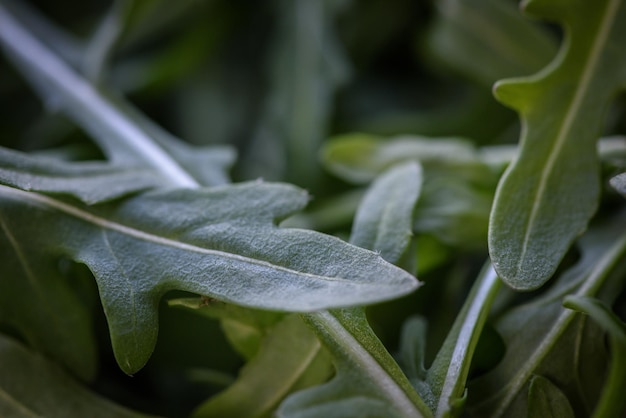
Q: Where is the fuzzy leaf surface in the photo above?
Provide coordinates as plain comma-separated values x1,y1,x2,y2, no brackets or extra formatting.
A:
469,211,626,417
279,309,431,418
350,162,422,263
488,0,626,289
0,180,418,374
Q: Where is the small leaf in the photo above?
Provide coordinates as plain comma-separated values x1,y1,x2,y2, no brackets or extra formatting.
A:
0,181,418,374
399,263,501,416
0,146,163,204
279,309,431,418
488,0,626,289
350,162,422,264
192,314,333,418
425,0,557,87
527,375,575,418
0,333,159,418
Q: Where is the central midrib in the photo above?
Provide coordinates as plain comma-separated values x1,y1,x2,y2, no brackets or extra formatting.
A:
515,0,620,275
0,184,352,284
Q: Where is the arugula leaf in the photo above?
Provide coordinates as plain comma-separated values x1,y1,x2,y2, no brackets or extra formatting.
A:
425,0,557,87
349,162,422,264
191,314,332,418
279,309,431,418
0,146,163,204
563,296,626,418
399,263,501,416
241,0,349,189
488,0,626,289
0,4,234,187
527,375,575,418
469,210,626,417
0,334,159,418
0,179,418,374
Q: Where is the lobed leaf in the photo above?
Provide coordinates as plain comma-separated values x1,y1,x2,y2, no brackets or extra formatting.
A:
0,181,418,375
488,0,626,289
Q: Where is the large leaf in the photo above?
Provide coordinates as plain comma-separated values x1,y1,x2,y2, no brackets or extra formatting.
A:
488,0,626,289
468,210,626,417
278,167,429,417
0,179,418,375
0,333,159,418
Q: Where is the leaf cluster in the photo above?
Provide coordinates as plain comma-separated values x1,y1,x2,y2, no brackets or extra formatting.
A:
1,0,626,417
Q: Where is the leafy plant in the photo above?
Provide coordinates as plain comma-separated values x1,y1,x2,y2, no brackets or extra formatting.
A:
1,0,625,417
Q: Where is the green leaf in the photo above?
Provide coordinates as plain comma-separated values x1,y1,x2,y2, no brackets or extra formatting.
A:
322,133,507,185
0,181,418,375
468,210,626,417
241,0,349,189
562,296,626,418
0,333,159,418
527,375,575,418
0,146,163,204
192,314,333,418
350,162,422,264
610,172,626,197
399,263,501,416
279,309,432,418
0,5,234,187
424,0,557,87
488,0,626,289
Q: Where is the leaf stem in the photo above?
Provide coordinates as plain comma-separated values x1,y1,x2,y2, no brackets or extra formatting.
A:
0,4,198,188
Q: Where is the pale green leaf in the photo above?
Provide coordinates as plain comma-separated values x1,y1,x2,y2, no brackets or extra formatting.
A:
0,181,418,375
488,0,626,289
425,0,557,87
527,375,575,418
279,309,432,418
350,162,422,264
0,333,159,418
192,314,333,418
